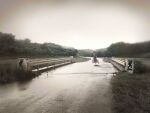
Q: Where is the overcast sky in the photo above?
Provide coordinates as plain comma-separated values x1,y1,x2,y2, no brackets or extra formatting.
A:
0,0,149,49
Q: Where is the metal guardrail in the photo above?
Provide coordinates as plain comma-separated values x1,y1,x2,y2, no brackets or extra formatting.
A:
29,58,72,72
109,58,134,74
111,58,126,67
0,58,73,74
30,59,68,65
110,59,125,72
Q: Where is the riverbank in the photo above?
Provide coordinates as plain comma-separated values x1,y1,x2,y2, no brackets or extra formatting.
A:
111,72,150,113
110,58,150,113
0,57,89,84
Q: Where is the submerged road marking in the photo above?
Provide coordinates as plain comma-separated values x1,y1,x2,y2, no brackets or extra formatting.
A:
47,72,117,75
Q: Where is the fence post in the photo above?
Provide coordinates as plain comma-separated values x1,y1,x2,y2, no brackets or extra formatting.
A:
17,58,29,72
126,59,134,74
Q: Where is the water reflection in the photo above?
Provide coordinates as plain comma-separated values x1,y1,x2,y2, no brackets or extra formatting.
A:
17,80,32,91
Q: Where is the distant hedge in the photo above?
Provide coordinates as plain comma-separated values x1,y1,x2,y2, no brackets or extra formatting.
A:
134,60,150,74
0,32,78,57
96,41,150,57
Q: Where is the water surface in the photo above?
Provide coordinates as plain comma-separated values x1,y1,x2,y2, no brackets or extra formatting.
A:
0,58,117,113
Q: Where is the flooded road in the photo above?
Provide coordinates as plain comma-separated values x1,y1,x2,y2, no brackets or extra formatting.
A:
0,59,117,113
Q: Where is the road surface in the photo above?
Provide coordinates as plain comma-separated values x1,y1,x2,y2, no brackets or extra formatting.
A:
0,58,117,113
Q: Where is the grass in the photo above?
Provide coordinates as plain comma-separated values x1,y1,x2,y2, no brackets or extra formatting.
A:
111,59,150,113
137,58,150,68
134,60,150,73
111,72,150,113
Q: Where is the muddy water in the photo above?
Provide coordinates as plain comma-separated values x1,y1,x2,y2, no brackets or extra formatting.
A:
0,58,117,113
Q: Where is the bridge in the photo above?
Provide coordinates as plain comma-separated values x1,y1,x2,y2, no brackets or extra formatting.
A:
29,58,73,72
104,57,134,73
17,58,73,73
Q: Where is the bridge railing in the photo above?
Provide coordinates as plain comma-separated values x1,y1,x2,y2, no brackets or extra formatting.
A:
29,58,72,72
110,58,125,72
109,58,134,73
16,58,72,72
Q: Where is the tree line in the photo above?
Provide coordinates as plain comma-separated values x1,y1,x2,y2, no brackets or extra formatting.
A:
0,32,78,57
78,49,93,57
1,32,149,58
96,41,150,57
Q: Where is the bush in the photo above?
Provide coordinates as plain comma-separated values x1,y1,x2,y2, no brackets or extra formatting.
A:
134,61,148,74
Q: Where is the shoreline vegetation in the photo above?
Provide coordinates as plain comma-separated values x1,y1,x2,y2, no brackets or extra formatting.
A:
0,57,90,84
111,60,150,113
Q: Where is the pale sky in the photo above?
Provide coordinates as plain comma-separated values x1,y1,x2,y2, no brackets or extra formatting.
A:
0,0,149,49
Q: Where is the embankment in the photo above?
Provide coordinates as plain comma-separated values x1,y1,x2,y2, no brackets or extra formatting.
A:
111,59,150,113
111,72,150,113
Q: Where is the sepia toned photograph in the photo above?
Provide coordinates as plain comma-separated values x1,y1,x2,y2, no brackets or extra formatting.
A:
0,0,149,113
